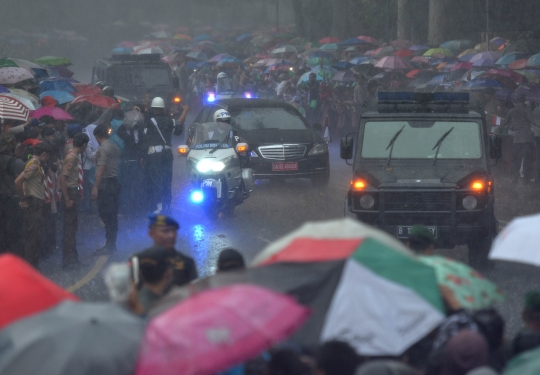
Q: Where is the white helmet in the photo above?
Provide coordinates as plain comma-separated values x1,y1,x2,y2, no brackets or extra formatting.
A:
151,97,165,108
213,109,231,122
217,72,228,79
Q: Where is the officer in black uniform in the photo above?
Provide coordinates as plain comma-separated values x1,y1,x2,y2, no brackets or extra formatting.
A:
140,97,189,214
147,213,198,286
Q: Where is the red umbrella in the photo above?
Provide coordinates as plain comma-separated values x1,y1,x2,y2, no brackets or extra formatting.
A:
319,37,340,44
406,69,422,78
72,83,102,97
0,254,78,330
483,68,528,84
135,284,309,375
509,59,528,70
357,36,379,45
72,95,117,108
374,56,413,70
394,49,413,57
30,106,74,120
450,62,473,71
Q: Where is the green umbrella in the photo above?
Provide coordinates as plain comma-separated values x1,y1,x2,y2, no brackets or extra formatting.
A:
34,56,71,66
423,48,454,57
503,345,540,375
418,255,504,310
320,43,338,51
306,56,333,67
0,58,19,68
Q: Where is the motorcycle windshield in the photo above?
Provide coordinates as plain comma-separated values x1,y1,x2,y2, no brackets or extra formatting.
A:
192,122,234,149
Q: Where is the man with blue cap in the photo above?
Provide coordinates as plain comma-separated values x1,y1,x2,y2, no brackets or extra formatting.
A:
147,213,198,286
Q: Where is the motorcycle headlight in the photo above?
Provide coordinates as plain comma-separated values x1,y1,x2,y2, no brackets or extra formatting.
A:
196,160,226,173
462,195,478,210
308,143,328,156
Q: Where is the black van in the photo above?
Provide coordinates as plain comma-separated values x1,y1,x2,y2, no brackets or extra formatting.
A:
188,99,330,186
341,92,502,264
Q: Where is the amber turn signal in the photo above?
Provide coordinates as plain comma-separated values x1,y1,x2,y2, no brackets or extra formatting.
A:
173,97,181,103
471,181,484,190
236,143,248,153
351,180,366,190
178,146,188,155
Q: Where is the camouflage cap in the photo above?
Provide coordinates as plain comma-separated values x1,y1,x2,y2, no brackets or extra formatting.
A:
0,132,15,152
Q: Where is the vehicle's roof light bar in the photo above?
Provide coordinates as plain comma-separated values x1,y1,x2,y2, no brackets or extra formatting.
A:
376,92,471,114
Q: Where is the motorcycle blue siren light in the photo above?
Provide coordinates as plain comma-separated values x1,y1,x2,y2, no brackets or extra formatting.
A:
190,190,204,204
244,92,252,99
207,92,216,102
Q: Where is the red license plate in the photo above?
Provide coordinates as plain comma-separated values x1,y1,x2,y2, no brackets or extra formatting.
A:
272,162,298,171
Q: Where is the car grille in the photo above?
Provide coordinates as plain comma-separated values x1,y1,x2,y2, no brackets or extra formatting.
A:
258,144,307,160
383,191,452,211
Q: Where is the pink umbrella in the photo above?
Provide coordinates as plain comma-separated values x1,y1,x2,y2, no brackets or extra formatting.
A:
375,56,413,70
135,284,309,375
358,36,379,45
30,106,73,121
412,56,429,64
470,51,501,63
450,62,473,71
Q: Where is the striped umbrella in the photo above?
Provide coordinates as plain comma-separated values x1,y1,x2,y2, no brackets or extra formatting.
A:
0,95,30,121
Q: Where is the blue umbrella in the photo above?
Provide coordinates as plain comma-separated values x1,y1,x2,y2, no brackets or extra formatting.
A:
308,50,334,59
338,37,365,46
332,61,353,70
458,54,476,62
39,90,75,104
425,74,447,88
349,56,370,65
0,85,9,93
236,33,251,42
194,34,212,42
495,53,529,67
472,58,496,67
39,79,76,94
112,47,133,54
186,61,199,70
462,78,504,90
526,53,540,67
216,57,242,67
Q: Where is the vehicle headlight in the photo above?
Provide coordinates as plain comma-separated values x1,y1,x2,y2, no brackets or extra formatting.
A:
462,195,477,210
359,194,375,210
250,151,258,157
196,160,225,173
308,143,328,156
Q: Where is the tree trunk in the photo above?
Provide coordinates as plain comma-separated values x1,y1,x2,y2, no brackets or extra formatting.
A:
397,0,413,40
292,0,305,37
428,0,453,45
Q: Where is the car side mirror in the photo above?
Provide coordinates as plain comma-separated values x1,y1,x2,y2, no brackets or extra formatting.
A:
488,133,502,159
312,123,322,131
341,135,354,160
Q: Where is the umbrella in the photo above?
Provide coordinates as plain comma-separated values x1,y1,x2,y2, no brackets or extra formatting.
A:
136,285,309,375
450,62,473,71
0,58,19,68
39,79,76,94
72,83,102,96
47,66,75,79
526,53,540,67
482,68,528,84
489,213,540,265
495,53,530,67
39,90,75,104
339,37,365,47
136,47,164,55
112,47,133,54
30,106,74,120
423,48,454,57
372,46,395,59
357,36,379,45
351,64,384,78
349,56,370,65
235,33,251,42
332,61,354,70
0,301,143,375
458,54,476,62
391,39,414,49
394,49,413,57
494,89,513,102
208,53,234,63
462,78,505,90
174,33,193,41
470,51,501,63
8,89,40,108
490,37,508,48
332,70,356,82
158,219,445,356
150,30,171,39
374,56,413,70
474,42,498,52
306,56,334,67
194,34,212,42
503,345,540,375
440,39,474,52
0,95,30,121
320,43,339,51
503,39,540,55
308,50,334,59
0,85,9,93
186,50,208,61
0,67,35,85
0,254,77,330
34,56,71,66
418,256,504,310
271,45,298,54
472,58,497,67
411,56,429,64
297,67,335,85
510,59,529,70
319,37,340,44
72,94,117,108
458,49,478,58
2,93,39,110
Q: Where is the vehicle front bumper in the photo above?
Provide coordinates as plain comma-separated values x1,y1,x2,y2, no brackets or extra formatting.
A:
250,154,329,178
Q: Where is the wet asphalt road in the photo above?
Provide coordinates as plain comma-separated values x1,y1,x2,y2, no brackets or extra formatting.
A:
40,123,540,337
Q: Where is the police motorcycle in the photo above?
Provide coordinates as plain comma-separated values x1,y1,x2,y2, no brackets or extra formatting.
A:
177,111,253,217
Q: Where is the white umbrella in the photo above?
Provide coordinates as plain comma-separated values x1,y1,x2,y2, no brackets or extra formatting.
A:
0,67,35,85
271,45,298,55
1,93,39,110
489,213,540,265
6,89,40,108
136,47,164,55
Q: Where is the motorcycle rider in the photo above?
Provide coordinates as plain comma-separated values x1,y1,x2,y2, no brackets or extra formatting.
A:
141,97,190,214
216,72,233,94
206,109,232,141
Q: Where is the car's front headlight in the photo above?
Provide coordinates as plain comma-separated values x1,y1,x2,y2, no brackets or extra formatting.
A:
308,143,328,156
196,160,226,173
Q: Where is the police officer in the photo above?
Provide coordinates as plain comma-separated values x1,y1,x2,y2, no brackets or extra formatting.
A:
92,124,121,254
141,97,189,214
0,132,26,255
14,141,54,268
147,214,198,286
61,133,89,268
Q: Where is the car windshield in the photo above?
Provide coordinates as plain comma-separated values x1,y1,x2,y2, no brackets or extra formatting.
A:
109,66,171,88
192,122,234,149
229,107,307,131
360,120,482,159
